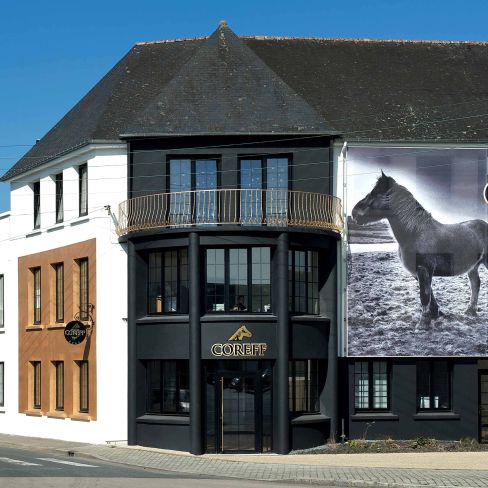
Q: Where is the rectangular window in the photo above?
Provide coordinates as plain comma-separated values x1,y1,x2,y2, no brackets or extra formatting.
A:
289,250,319,314
79,361,89,413
54,361,64,411
33,181,40,229
146,360,190,415
289,360,321,413
168,158,218,224
55,264,64,323
55,173,63,223
0,275,4,328
33,267,41,324
0,362,4,407
79,164,88,216
354,361,390,411
417,360,451,410
78,259,89,321
148,249,189,314
206,247,271,313
32,361,41,409
240,157,289,225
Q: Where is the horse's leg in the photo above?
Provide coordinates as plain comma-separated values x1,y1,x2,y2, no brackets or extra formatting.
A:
466,266,481,315
416,265,433,329
429,290,440,319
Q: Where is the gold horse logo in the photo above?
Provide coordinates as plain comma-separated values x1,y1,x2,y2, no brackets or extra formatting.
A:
229,325,252,341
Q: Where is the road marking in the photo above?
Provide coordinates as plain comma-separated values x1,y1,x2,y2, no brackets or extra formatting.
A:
0,457,42,466
36,457,99,467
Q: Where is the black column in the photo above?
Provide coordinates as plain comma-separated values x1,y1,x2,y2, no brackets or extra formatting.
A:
127,240,137,445
276,232,290,454
189,232,203,454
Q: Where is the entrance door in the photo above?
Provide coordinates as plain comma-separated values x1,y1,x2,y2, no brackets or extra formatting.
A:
480,371,488,443
205,360,272,453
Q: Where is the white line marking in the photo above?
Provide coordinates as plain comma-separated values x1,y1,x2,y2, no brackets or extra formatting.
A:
0,457,42,466
36,457,98,467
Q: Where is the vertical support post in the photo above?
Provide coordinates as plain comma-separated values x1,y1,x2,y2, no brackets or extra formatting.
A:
127,240,137,445
189,232,203,454
276,232,290,454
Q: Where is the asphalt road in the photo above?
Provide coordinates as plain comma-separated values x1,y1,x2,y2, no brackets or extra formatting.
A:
0,445,318,488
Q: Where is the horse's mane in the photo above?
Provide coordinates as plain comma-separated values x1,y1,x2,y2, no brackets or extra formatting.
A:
389,181,434,233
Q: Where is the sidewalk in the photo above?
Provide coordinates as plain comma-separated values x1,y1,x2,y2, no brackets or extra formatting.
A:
1,434,488,487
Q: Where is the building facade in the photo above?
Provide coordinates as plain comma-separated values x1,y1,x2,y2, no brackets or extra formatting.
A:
1,22,487,451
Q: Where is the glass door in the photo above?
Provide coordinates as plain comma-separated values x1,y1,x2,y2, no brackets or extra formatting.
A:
480,371,488,443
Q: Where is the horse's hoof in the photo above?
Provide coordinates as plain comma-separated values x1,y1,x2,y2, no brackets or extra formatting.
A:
416,315,431,331
430,309,442,320
465,307,478,316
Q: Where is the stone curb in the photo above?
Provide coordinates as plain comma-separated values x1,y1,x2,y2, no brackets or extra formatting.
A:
69,445,488,488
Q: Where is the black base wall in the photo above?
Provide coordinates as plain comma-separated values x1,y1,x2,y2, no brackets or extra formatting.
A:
136,422,191,451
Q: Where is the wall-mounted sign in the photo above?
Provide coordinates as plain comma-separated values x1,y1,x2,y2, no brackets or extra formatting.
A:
211,325,268,357
64,320,87,345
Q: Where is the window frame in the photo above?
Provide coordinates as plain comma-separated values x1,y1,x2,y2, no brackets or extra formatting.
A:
79,360,89,413
288,359,322,414
32,361,41,409
55,172,63,223
145,360,190,416
147,248,189,315
78,163,88,217
288,249,320,315
78,258,89,321
54,263,64,323
33,181,41,229
54,361,64,411
205,247,272,314
0,362,4,408
416,360,452,412
32,267,41,325
354,360,391,413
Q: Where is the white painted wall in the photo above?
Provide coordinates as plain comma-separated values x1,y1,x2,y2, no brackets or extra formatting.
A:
0,143,128,444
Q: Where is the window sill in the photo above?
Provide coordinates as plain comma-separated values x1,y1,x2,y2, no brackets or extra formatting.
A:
137,315,189,324
351,413,399,421
46,324,65,330
291,413,330,425
46,411,67,419
413,412,460,420
70,413,92,422
25,325,44,331
26,229,42,238
24,410,43,417
200,314,277,322
136,414,190,425
290,315,330,322
0,329,5,334
70,216,90,227
47,223,65,233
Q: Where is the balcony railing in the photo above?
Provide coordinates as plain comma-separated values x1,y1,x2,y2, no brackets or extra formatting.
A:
116,189,343,236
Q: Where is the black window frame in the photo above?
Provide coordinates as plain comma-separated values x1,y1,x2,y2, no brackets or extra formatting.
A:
55,172,63,223
288,359,322,414
288,249,320,315
78,163,88,217
205,247,272,313
32,267,41,325
79,360,89,413
54,263,64,323
54,361,64,411
33,181,40,229
0,362,4,407
353,360,391,412
416,360,452,412
32,361,41,409
145,360,190,416
78,258,89,321
147,248,189,315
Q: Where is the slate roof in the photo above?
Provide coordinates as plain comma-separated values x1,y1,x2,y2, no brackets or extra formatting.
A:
4,22,488,181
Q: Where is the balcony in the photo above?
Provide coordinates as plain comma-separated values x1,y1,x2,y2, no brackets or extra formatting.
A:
116,189,343,236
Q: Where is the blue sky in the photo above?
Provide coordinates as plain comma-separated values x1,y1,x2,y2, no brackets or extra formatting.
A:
1,0,487,212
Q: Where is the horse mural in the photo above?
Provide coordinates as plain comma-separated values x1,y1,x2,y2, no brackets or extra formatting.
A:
351,171,488,329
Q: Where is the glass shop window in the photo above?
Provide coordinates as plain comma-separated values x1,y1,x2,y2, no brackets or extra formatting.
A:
417,360,451,411
288,250,319,314
354,361,390,411
289,360,321,414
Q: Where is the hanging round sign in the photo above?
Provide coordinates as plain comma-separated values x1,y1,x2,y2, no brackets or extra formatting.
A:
64,320,87,345
484,183,488,204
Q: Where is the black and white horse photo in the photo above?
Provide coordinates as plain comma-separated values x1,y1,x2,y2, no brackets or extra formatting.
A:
352,171,488,330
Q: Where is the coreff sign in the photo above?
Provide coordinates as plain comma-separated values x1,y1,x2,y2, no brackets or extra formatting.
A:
64,320,87,345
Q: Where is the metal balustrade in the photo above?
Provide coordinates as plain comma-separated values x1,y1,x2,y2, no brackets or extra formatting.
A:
116,189,343,236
